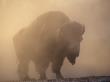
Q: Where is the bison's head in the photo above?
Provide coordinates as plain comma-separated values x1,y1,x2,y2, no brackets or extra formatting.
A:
59,21,85,65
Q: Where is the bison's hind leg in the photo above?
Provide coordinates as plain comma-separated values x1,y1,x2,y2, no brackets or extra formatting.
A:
39,70,47,80
35,61,49,80
17,59,31,80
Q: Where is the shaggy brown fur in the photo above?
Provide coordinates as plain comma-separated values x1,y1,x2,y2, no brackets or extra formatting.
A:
13,11,85,80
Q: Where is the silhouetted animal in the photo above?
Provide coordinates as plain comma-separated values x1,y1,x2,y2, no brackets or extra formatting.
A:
13,11,85,80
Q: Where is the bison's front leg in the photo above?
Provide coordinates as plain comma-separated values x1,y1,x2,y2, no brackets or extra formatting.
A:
52,56,65,79
56,71,64,79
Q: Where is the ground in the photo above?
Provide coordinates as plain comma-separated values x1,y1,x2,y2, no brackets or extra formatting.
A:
6,76,110,82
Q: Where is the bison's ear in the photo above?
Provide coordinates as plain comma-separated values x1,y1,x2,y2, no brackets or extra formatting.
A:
81,25,85,34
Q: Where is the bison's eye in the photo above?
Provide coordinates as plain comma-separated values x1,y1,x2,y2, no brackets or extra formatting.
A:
79,36,83,41
75,36,83,42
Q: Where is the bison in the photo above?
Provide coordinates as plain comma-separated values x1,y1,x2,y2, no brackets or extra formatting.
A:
13,11,85,80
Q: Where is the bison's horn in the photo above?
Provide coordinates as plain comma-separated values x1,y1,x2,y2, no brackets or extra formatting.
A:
81,24,85,34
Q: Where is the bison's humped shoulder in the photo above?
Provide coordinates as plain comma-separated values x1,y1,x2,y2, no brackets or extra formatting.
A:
28,11,70,31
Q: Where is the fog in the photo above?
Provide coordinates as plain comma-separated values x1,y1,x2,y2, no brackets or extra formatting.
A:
0,0,110,81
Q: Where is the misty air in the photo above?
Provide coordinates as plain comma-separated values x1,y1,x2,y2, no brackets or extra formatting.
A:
0,0,110,81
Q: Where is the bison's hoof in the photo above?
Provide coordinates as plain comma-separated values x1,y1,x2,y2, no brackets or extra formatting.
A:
21,77,36,81
56,75,64,80
39,78,47,80
29,78,36,81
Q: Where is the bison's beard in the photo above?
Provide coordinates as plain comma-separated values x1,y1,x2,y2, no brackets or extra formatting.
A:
66,51,79,65
67,55,76,65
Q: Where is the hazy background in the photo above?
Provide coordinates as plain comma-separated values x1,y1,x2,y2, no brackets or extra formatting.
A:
0,0,110,81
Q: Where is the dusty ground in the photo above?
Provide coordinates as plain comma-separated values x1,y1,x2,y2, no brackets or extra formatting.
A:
6,76,110,82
